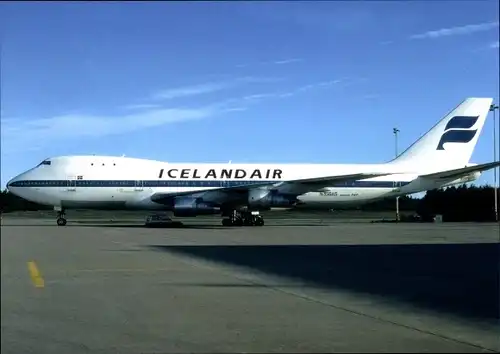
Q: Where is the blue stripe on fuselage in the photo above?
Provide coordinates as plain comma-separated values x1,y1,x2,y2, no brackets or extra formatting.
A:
9,180,411,188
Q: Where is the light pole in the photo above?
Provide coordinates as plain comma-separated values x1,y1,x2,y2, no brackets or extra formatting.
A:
490,103,499,222
393,127,400,221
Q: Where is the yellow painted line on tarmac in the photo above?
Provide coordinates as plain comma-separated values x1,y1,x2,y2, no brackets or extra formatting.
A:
73,268,179,273
27,261,45,288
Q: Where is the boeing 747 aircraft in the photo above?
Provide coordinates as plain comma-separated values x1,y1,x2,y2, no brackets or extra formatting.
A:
6,97,499,226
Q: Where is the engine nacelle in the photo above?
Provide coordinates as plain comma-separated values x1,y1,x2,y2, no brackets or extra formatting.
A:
453,171,481,184
247,189,296,209
172,197,220,217
463,164,481,183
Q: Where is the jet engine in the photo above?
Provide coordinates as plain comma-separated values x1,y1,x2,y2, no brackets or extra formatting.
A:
247,189,297,209
172,197,220,217
456,171,481,183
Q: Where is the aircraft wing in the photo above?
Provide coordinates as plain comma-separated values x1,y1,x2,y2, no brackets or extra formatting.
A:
419,161,500,180
150,171,396,204
150,181,275,202
282,172,393,188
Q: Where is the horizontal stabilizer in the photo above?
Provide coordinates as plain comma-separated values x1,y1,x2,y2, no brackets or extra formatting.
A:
420,161,500,180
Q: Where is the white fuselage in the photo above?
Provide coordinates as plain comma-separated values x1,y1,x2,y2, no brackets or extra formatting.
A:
6,97,493,221
7,155,478,212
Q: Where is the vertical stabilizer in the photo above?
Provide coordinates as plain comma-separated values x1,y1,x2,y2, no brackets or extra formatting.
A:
389,97,493,170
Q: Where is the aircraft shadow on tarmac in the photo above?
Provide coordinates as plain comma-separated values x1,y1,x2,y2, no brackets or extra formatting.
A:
76,223,231,229
72,222,335,228
5,222,333,229
149,243,500,322
5,223,228,229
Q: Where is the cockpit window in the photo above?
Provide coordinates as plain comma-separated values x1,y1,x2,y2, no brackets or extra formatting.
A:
37,160,52,167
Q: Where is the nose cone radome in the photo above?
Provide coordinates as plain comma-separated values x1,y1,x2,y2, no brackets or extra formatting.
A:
6,175,21,194
7,176,17,189
6,171,33,198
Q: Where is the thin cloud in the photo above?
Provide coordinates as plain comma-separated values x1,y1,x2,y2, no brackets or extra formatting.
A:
410,21,499,40
270,80,342,99
1,78,349,154
1,105,235,154
236,58,304,68
241,93,279,101
151,76,279,100
469,40,500,53
152,82,234,100
121,103,163,110
295,80,341,92
223,79,343,106
272,58,304,65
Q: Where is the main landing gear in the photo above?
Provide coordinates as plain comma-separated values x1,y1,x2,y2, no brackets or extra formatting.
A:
56,210,67,226
221,210,264,227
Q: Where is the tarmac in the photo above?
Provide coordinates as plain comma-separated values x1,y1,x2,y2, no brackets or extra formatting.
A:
1,215,499,353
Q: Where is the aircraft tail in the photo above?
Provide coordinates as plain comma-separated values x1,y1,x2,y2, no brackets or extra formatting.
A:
388,97,493,170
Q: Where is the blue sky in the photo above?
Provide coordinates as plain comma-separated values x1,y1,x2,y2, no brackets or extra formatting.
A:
1,1,499,189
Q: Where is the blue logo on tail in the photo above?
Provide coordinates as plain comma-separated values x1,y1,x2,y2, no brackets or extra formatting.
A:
437,115,479,150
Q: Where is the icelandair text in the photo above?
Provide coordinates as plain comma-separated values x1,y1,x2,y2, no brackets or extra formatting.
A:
158,168,283,180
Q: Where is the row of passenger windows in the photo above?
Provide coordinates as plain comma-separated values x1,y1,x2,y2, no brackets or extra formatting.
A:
11,180,408,188
11,180,267,187
37,161,120,167
36,160,120,167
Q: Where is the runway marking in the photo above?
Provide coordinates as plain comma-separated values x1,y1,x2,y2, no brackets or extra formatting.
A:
73,268,178,273
27,261,45,288
34,268,187,276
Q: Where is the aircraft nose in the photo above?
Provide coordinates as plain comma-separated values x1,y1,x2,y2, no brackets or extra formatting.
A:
7,177,17,190
6,174,23,194
5,171,49,206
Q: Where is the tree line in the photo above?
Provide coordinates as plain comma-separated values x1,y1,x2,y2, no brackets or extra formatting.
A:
1,184,499,221
0,189,52,213
362,184,499,221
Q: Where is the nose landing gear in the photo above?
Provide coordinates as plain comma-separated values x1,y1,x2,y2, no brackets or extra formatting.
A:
56,210,67,226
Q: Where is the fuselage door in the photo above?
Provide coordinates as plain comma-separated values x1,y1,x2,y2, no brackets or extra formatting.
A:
134,180,144,191
66,176,77,192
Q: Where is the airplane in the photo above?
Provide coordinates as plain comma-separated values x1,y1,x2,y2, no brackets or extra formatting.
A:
6,97,500,227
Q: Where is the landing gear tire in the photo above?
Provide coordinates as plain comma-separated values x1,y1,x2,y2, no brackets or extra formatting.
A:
243,218,253,226
221,211,264,227
233,218,243,226
56,210,67,226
